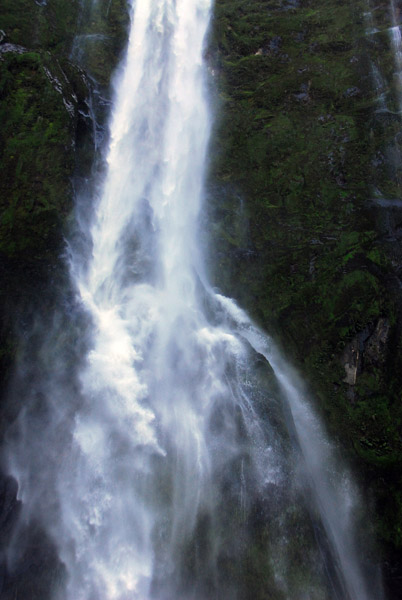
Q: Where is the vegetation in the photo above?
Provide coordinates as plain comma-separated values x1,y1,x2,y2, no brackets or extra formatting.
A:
206,0,402,591
0,0,129,388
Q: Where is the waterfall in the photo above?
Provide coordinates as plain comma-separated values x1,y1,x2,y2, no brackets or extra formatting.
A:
4,1,382,599
390,0,402,111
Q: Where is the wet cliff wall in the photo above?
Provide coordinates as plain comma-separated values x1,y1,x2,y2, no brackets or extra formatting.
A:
0,1,129,595
206,0,402,595
0,0,129,396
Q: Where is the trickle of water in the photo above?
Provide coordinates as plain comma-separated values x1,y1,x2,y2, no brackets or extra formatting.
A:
4,1,382,599
390,0,402,110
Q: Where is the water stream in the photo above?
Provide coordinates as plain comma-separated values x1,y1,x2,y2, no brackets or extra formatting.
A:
4,1,382,598
391,0,402,110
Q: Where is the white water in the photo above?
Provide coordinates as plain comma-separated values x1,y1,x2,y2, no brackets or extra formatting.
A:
5,1,381,599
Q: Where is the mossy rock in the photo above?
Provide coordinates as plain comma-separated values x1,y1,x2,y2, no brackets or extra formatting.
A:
207,0,402,581
0,50,78,261
0,0,80,55
69,0,129,88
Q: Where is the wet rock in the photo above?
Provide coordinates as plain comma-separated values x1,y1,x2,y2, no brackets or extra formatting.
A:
0,43,27,57
341,319,390,386
280,0,300,10
364,318,390,369
268,36,282,53
342,337,362,385
336,174,346,187
343,86,362,98
371,152,385,167
294,91,309,102
0,475,19,535
255,35,283,57
294,81,311,102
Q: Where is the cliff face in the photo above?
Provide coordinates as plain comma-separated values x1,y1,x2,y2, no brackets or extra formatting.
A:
206,0,402,594
0,0,402,597
0,0,129,397
0,2,129,596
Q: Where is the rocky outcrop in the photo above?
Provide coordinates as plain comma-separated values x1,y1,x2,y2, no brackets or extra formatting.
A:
365,317,391,368
342,317,391,387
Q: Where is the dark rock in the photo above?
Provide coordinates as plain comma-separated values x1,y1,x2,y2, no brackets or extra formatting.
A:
342,336,362,386
207,2,402,579
343,86,362,98
363,318,390,370
341,319,390,386
0,43,26,56
268,36,282,53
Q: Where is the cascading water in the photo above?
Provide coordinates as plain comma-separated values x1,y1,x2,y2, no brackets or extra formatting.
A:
390,0,402,109
4,1,383,599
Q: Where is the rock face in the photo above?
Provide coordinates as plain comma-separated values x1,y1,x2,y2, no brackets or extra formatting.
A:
0,49,79,260
365,317,391,369
342,337,361,387
341,318,390,387
0,0,130,387
206,0,402,595
0,2,129,598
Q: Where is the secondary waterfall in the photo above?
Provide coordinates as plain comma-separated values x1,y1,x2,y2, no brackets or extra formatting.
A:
4,1,382,599
391,0,402,111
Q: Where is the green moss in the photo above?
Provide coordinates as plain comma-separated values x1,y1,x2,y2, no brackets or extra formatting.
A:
0,0,80,55
0,0,130,398
0,51,76,260
70,0,129,87
207,0,402,566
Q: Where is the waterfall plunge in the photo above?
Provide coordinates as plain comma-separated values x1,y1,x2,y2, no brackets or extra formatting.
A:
5,1,381,599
